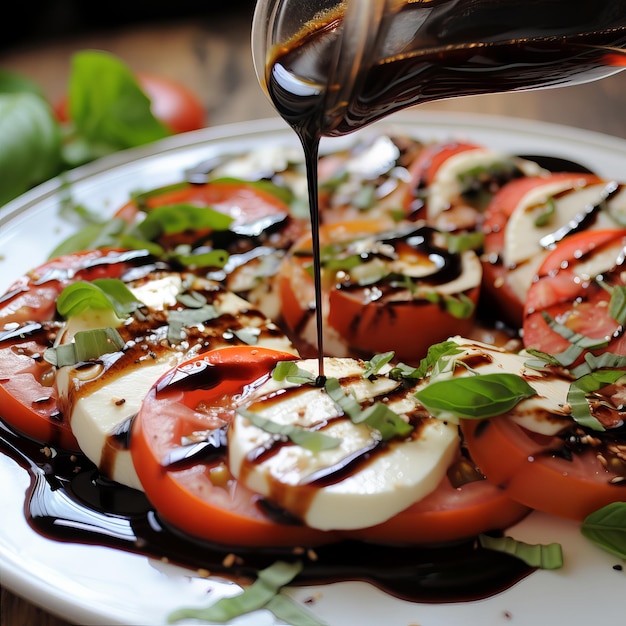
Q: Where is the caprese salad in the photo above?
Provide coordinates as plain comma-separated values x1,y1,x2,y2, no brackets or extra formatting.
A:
0,128,625,625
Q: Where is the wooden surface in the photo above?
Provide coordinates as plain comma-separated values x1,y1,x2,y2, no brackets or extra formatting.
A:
0,5,625,626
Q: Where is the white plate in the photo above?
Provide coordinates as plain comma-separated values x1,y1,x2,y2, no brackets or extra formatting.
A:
1,112,625,626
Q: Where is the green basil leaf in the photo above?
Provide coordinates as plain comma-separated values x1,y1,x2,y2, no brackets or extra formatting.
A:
56,279,143,319
608,285,626,326
173,249,230,269
0,92,62,205
362,351,395,378
534,197,556,227
571,352,626,378
68,50,169,151
567,369,626,432
325,377,412,440
272,361,317,385
390,340,461,382
444,231,484,253
581,502,626,560
135,203,234,239
44,327,125,367
415,373,537,421
167,560,304,624
479,534,564,569
238,408,341,453
167,305,219,345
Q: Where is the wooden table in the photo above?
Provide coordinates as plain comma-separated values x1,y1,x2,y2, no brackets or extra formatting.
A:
1,5,625,626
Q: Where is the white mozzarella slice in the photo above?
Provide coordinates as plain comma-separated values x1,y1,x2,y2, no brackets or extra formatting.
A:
55,273,297,490
228,357,458,531
427,149,545,220
503,181,621,268
502,182,625,303
430,336,573,436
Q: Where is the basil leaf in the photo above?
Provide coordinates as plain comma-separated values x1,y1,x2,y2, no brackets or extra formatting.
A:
174,249,230,269
0,92,62,205
567,369,626,432
167,561,306,624
68,50,169,152
609,285,626,326
44,327,125,367
135,203,234,239
325,377,412,440
479,534,564,569
581,502,626,560
390,340,461,382
272,361,317,385
362,351,395,378
238,408,341,453
167,305,219,345
415,373,537,421
265,593,328,626
56,279,143,320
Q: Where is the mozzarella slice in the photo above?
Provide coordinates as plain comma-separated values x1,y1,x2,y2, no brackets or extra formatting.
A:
426,336,573,436
503,181,626,302
228,357,458,531
55,272,297,490
427,148,545,220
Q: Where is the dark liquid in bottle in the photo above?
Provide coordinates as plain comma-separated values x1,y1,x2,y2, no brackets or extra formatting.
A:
265,0,626,374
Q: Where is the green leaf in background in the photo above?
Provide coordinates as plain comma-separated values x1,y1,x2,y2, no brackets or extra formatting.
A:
68,50,169,153
0,68,46,97
0,92,62,206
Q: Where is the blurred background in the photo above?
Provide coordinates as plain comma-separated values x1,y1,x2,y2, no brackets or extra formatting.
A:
1,0,624,136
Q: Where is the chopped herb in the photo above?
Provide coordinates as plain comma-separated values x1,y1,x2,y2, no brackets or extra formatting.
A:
479,534,564,569
44,327,125,367
567,369,626,432
237,408,341,453
362,351,395,378
534,197,556,227
167,305,219,345
272,361,317,385
324,377,413,440
167,560,326,625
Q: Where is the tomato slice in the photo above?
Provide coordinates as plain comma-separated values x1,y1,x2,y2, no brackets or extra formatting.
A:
0,249,153,449
130,347,339,547
481,173,602,327
523,228,626,359
278,220,481,364
460,416,626,521
348,463,530,545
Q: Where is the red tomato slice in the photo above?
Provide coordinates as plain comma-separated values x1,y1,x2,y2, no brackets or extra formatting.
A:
523,228,626,359
278,220,481,364
481,173,601,328
0,249,155,450
460,416,626,521
55,72,205,135
114,180,302,250
347,464,530,545
130,347,339,547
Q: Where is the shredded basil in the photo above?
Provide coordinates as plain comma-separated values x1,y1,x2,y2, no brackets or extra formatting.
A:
167,560,326,625
324,377,413,440
272,361,317,385
237,408,341,453
44,327,125,367
567,369,626,432
534,197,556,227
581,502,626,560
166,305,219,345
362,351,395,378
415,373,537,421
479,534,564,569
389,340,462,382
